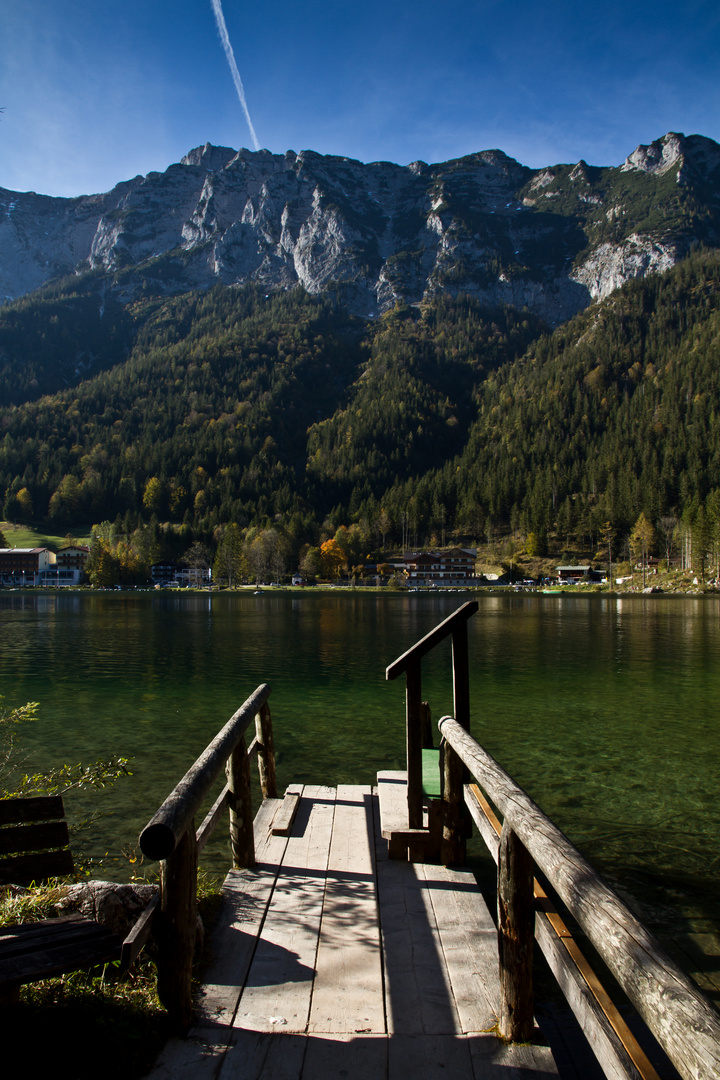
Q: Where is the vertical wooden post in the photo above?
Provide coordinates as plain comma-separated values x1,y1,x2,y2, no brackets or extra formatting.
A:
227,733,255,867
441,622,471,865
498,820,535,1042
451,624,470,733
406,662,423,829
255,702,277,798
420,700,433,749
441,737,465,865
156,821,198,1030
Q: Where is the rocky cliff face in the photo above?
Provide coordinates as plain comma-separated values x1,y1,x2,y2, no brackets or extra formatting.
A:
2,132,719,323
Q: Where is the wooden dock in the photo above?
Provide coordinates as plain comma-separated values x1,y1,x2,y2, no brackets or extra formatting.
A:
136,607,720,1080
148,784,557,1080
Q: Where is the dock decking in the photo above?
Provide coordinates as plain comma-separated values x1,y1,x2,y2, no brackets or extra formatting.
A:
149,784,557,1080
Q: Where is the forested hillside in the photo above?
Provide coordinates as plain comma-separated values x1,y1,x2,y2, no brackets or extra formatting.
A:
1,249,720,579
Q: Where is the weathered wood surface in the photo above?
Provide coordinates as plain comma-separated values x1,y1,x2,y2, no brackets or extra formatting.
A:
465,783,662,1080
498,822,535,1042
227,734,255,868
385,600,478,681
255,702,277,799
377,769,440,861
0,794,66,825
156,819,198,1030
405,663,424,829
0,794,74,885
147,785,557,1080
0,914,122,990
442,719,720,1080
308,785,383,1034
271,784,302,836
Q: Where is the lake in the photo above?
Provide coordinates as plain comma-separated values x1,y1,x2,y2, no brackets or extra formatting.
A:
1,589,719,942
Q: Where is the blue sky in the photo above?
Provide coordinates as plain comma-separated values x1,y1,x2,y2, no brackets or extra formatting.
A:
2,0,719,198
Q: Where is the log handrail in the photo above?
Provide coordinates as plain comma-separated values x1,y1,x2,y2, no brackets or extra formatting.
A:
439,714,720,1080
386,600,477,838
138,683,276,1029
140,683,271,860
385,600,478,680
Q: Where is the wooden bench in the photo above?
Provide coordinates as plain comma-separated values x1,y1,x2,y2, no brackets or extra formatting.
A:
0,795,152,1000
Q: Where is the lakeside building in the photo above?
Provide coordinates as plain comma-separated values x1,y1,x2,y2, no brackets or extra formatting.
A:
402,548,479,586
151,561,212,587
56,545,90,573
0,545,88,586
0,547,63,586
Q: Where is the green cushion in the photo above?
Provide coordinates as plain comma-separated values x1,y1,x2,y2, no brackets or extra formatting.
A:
421,748,442,798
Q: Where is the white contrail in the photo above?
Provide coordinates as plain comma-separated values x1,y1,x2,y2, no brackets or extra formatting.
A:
210,0,260,151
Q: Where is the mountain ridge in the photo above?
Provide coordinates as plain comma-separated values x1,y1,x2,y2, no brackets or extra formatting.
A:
2,132,719,325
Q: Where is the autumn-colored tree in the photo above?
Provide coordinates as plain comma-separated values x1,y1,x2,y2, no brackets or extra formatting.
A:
320,538,347,580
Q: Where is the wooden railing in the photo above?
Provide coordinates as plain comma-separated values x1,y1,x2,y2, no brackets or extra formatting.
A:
386,605,720,1079
386,599,477,862
439,715,720,1080
138,683,276,1028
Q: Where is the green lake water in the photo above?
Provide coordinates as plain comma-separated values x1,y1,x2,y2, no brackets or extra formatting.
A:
1,589,719,941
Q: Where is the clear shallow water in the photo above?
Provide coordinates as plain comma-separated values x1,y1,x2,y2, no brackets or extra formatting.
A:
1,590,718,935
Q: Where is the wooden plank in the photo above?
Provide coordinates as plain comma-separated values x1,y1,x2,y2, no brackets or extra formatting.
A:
146,802,296,1080
534,914,656,1080
219,1030,307,1080
0,847,74,885
302,1033,387,1080
0,794,65,825
419,862,498,1034
377,771,409,838
388,1034,473,1080
233,786,336,1034
378,855,461,1035
0,915,121,988
308,785,384,1034
121,891,160,969
0,820,70,856
441,717,720,1080
468,1032,559,1077
196,785,230,854
193,800,296,1030
464,783,501,864
253,796,287,861
271,785,302,836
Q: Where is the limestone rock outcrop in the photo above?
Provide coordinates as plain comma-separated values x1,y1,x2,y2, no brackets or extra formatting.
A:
1,131,719,323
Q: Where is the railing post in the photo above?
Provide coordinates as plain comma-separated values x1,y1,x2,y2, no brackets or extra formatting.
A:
441,737,465,865
255,702,277,798
498,819,535,1042
156,820,198,1030
227,733,255,867
406,662,423,829
451,623,470,732
441,621,471,865
420,700,433,749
